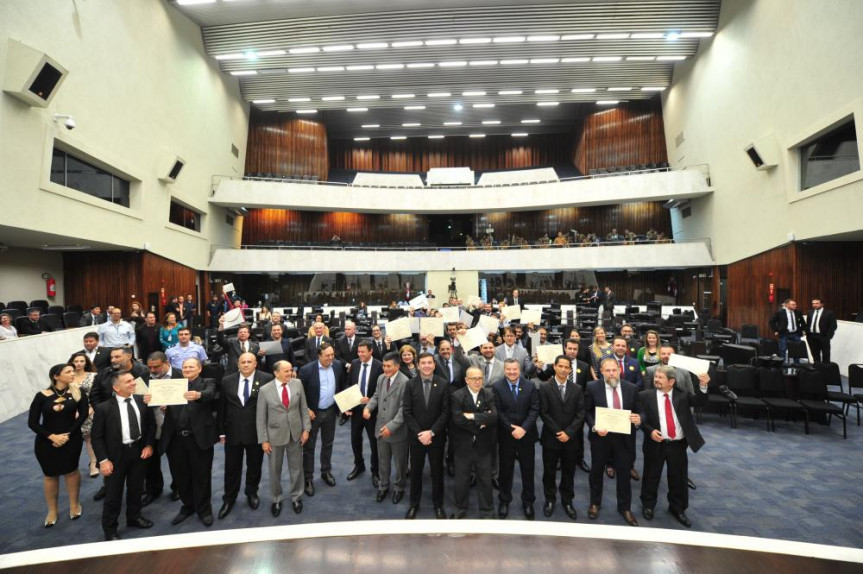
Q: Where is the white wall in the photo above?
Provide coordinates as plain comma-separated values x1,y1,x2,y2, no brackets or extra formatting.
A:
426,270,479,302
0,248,64,305
0,0,249,269
663,0,863,264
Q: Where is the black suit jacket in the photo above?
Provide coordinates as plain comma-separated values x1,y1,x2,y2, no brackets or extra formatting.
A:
80,347,112,371
585,379,642,438
219,370,274,445
492,377,540,442
261,339,296,373
18,319,54,336
335,336,360,366
350,358,383,400
538,379,585,449
91,394,156,464
135,325,161,362
402,374,450,443
90,362,150,406
304,335,333,364
639,388,705,452
434,351,471,387
79,311,106,327
160,377,218,453
450,386,497,454
298,358,346,411
807,308,837,339
769,308,806,335
537,358,591,390
225,338,261,373
369,338,390,360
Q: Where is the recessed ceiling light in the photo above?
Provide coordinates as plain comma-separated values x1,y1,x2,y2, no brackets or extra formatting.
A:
641,86,667,91
230,70,257,76
428,92,451,98
252,99,275,104
357,95,380,100
444,121,462,126
322,44,354,52
681,32,713,38
482,120,501,125
596,33,630,40
362,124,380,128
354,137,370,141
357,42,389,49
469,61,498,66
403,122,421,127
537,101,559,106
392,93,415,99
215,53,244,60
521,119,540,123
562,57,591,63
392,40,423,48
561,34,595,40
453,104,463,111
376,63,404,70
631,33,665,39
289,46,320,54
288,97,311,102
469,133,486,138
407,62,435,68
527,35,561,42
257,50,286,57
530,58,560,64
665,32,681,41
500,59,529,65
535,89,560,94
296,109,317,114
317,66,345,72
439,61,468,67
404,105,426,110
626,56,656,61
288,67,315,73
428,135,445,139
512,132,528,137
346,65,375,71
463,91,487,96
657,55,686,61
347,107,368,112
571,88,597,93
494,36,526,43
596,100,619,105
473,103,495,108
499,90,523,95
391,135,407,140
322,95,345,101
607,87,632,91
425,39,457,46
593,56,622,62
460,38,492,44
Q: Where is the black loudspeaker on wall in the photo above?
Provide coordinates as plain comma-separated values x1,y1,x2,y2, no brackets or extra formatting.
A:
2,39,69,107
743,133,780,171
159,156,186,183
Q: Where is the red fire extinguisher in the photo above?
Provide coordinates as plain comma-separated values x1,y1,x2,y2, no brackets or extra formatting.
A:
42,273,56,298
768,282,775,304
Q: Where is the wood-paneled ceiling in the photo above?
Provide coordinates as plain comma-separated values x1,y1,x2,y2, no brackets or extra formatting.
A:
173,0,721,139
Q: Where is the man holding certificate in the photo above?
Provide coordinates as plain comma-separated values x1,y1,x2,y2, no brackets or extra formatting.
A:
639,366,707,528
585,358,642,526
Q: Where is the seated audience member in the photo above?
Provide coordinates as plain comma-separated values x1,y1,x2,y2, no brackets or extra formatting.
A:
19,308,55,336
0,312,18,340
159,313,180,351
99,308,136,349
80,305,105,327
165,327,209,370
28,364,88,527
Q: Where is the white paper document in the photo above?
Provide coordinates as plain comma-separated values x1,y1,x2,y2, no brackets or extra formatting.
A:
409,293,429,310
385,318,413,341
502,304,521,321
148,379,189,406
222,282,235,294
668,353,711,376
536,344,563,366
594,407,632,434
521,310,543,325
459,326,488,351
420,317,445,338
438,306,460,323
259,340,285,356
334,385,364,413
477,315,500,335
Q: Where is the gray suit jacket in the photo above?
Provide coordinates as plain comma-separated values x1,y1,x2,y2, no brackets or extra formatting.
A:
256,377,311,446
469,355,505,388
494,343,535,376
644,364,696,395
366,371,409,442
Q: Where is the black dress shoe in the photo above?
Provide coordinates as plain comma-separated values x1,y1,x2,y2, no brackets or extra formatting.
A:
687,478,696,490
671,510,692,528
218,500,234,520
127,517,154,529
588,504,600,520
200,513,214,526
293,500,303,514
376,488,389,503
93,486,106,501
630,468,641,481
304,480,315,497
543,500,555,517
498,502,509,519
523,504,535,520
105,531,120,541
372,473,380,488
141,493,157,507
392,491,404,504
170,509,194,525
447,461,455,477
435,507,446,519
169,490,180,501
563,503,578,520
578,460,591,473
347,466,365,481
338,414,348,426
491,478,500,490
248,494,260,509
271,502,282,517
620,510,638,526
405,506,418,519
321,472,336,487
451,511,467,519
643,507,655,520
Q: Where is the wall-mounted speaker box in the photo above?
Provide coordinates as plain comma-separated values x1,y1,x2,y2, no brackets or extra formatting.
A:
743,133,780,171
158,156,186,183
3,39,68,107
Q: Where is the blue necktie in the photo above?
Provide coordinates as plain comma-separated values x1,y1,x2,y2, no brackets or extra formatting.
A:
360,364,368,396
243,378,250,405
510,383,518,398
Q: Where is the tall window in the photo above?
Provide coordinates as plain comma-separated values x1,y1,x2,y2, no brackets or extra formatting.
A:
169,200,201,232
799,119,860,191
50,147,130,207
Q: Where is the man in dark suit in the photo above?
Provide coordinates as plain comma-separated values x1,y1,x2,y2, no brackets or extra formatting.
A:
298,342,344,496
260,324,296,374
807,298,837,363
586,357,643,526
345,341,383,484
92,370,156,541
402,352,450,519
18,308,54,336
80,305,105,327
369,324,388,360
769,298,806,359
136,313,161,364
450,365,498,519
81,331,111,371
142,352,181,506
639,365,708,528
620,325,642,357
434,339,470,387
493,359,540,520
224,324,261,373
604,336,643,481
304,322,333,365
217,352,274,519
151,358,218,527
335,321,360,367
538,355,585,520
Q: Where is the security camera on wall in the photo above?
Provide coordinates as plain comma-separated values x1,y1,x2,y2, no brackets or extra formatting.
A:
3,39,68,107
53,113,75,130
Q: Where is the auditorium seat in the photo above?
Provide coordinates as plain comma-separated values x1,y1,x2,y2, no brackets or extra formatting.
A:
30,300,49,311
797,368,846,439
47,305,65,316
63,311,82,328
40,313,64,331
758,366,809,434
3,308,22,320
6,301,27,312
66,304,83,314
726,364,770,431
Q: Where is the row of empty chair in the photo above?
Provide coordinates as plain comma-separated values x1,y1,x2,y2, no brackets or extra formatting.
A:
589,162,669,176
476,167,560,186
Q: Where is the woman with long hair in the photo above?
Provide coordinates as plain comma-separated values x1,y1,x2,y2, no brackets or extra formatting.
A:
589,326,614,379
68,352,99,477
637,330,662,374
159,312,180,350
28,364,88,527
398,345,418,379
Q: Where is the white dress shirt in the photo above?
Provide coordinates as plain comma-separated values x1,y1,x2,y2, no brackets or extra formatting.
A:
237,373,254,406
115,394,142,445
656,389,684,441
604,383,622,409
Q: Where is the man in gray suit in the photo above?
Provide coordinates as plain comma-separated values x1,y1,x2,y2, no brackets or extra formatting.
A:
257,361,310,516
470,341,505,388
364,352,409,504
494,327,534,377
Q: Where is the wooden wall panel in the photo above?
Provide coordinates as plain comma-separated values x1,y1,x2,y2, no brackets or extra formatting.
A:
141,252,198,318
573,99,668,173
63,252,143,313
243,209,429,245
725,244,796,336
245,111,328,181
794,242,863,322
329,133,576,173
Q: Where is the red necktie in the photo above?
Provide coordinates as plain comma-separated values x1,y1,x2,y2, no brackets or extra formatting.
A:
612,387,621,409
619,359,624,374
281,384,290,409
664,393,676,439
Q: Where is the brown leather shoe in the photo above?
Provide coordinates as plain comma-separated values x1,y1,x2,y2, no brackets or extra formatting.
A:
620,510,638,526
588,504,600,520
630,468,641,481
605,467,615,479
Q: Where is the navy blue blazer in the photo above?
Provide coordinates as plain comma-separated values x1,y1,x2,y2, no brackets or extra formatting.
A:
600,356,643,389
492,377,540,442
298,358,346,411
584,379,642,437
350,358,383,400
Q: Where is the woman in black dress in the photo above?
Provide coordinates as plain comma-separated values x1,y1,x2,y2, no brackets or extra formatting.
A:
28,364,88,527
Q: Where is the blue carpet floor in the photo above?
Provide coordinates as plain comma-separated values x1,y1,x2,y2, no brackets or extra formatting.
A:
2,403,861,554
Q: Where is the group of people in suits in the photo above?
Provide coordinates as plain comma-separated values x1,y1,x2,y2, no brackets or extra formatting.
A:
768,298,838,362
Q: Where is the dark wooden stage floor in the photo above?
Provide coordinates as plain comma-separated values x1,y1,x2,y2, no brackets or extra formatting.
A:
6,533,860,574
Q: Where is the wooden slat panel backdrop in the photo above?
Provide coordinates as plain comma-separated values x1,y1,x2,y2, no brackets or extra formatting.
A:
573,100,668,173
725,244,796,336
244,111,328,181
243,209,429,245
141,252,198,319
794,242,863,323
329,133,576,173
